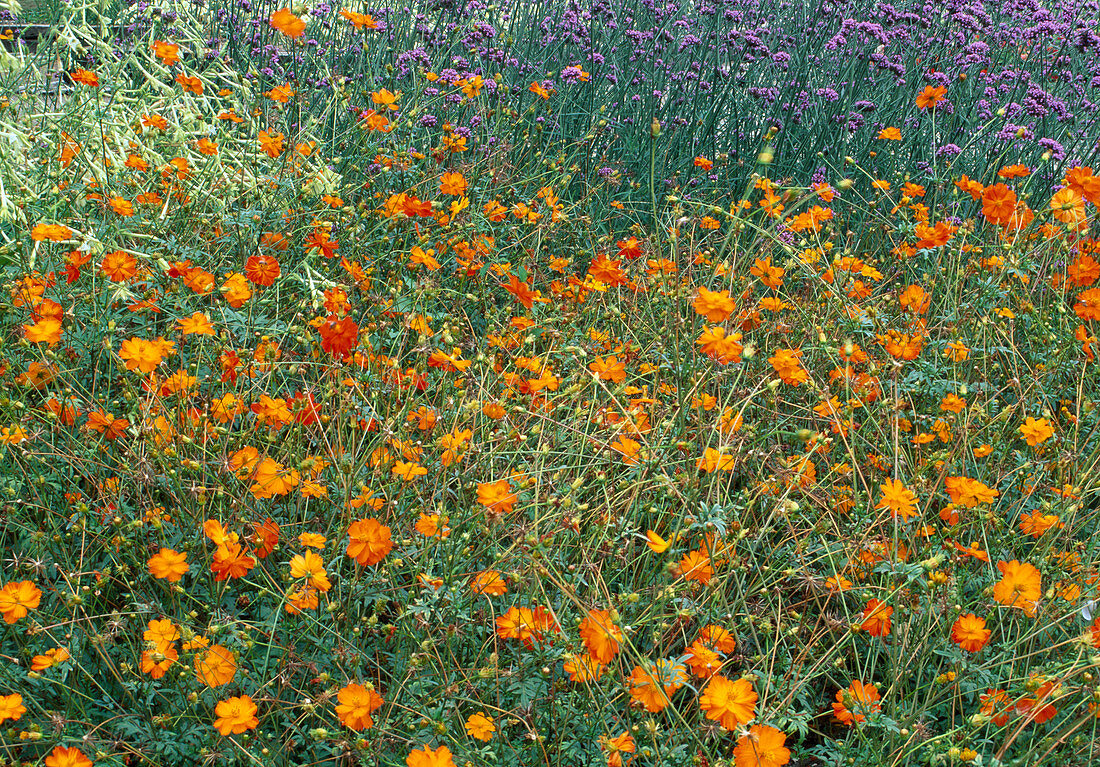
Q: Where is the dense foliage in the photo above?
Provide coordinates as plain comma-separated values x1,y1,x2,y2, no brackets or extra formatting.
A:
1,0,1099,765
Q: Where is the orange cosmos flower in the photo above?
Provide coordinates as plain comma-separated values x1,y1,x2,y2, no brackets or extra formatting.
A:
31,223,72,242
589,355,627,383
195,645,237,687
214,695,259,736
70,68,99,86
915,85,946,109
679,550,714,583
471,569,507,596
982,183,1018,226
832,681,881,726
406,745,455,767
346,518,393,566
769,347,809,385
289,550,332,592
693,286,736,321
44,746,93,767
148,548,189,582
477,478,519,515
464,712,495,742
944,476,999,507
31,647,70,671
876,478,918,522
118,337,164,374
700,675,757,729
628,660,687,712
993,560,1041,617
244,254,281,286
733,725,791,767
270,8,306,37
578,609,623,664
601,731,635,767
860,598,893,636
23,318,62,346
877,126,902,140
0,694,25,725
152,39,180,65
340,9,379,29
1018,416,1054,446
951,614,991,652
336,682,383,731
0,580,42,624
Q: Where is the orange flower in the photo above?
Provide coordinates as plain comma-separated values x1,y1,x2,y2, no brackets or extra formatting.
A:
44,746,93,767
859,598,893,636
0,580,42,624
346,518,393,566
693,286,736,322
23,318,62,346
877,126,902,140
464,712,495,742
982,183,1018,226
31,223,72,242
876,478,918,522
733,725,791,767
118,337,164,374
340,10,379,29
178,312,215,336
589,355,627,383
335,682,383,731
832,681,881,726
951,614,991,652
31,647,70,671
371,88,401,111
195,645,237,687
0,693,25,725
148,548,189,582
70,68,99,87
289,550,332,592
628,659,687,712
679,550,714,583
1018,509,1064,538
270,8,306,37
258,130,285,158
563,653,605,682
214,695,258,736
406,745,455,767
601,731,635,767
579,609,623,663
152,39,180,65
100,249,137,281
769,347,809,385
244,254,281,286
993,560,1041,617
1018,416,1054,446
477,478,519,515
915,85,947,109
495,605,558,648
440,171,467,196
980,689,1012,726
700,675,757,729
944,476,999,508
471,569,507,596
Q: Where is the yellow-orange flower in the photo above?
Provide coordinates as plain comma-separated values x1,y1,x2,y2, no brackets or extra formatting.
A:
993,559,1041,617
148,548,189,582
346,518,393,566
335,682,383,731
700,675,757,729
0,580,42,624
214,695,258,736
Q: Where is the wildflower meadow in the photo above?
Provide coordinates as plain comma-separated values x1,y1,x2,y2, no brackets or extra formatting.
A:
1,0,1100,764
